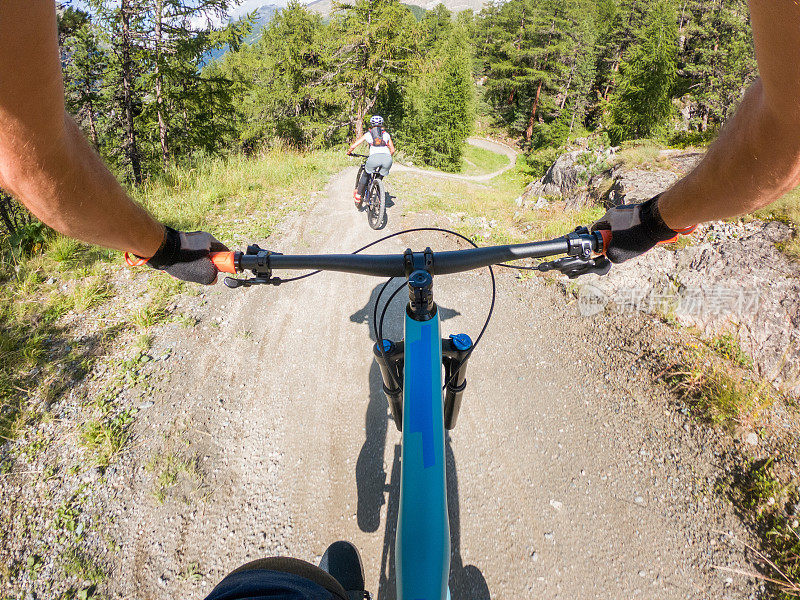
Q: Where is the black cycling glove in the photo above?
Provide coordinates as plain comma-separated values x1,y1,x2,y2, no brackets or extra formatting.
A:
591,195,690,264
144,226,228,285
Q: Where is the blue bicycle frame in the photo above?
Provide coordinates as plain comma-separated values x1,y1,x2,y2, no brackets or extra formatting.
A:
396,308,450,600
219,227,606,600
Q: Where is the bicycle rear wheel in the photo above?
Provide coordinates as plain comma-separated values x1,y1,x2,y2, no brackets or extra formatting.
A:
354,164,365,210
367,179,386,230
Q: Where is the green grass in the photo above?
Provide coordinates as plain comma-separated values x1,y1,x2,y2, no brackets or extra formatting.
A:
61,548,106,585
614,140,669,169
459,144,510,177
178,561,203,582
726,458,800,598
707,332,752,368
393,163,603,246
146,451,205,504
662,345,772,430
1,148,348,447
68,278,115,312
136,149,349,244
80,409,136,468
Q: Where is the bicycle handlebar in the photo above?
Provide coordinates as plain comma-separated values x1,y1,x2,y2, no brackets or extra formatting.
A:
210,228,610,279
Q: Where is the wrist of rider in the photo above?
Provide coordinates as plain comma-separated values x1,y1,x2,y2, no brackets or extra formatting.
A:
641,195,696,242
145,226,181,269
124,225,170,267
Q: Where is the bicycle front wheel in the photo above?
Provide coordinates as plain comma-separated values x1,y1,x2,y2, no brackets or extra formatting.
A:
367,179,386,230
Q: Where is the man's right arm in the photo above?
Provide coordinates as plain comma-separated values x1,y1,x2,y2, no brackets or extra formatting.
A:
595,0,800,263
0,0,225,285
659,0,800,229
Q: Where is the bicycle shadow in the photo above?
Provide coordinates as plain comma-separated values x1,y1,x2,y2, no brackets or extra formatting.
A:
349,284,490,600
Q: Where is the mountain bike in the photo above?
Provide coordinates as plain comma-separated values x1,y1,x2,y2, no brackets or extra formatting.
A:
209,226,611,599
351,153,387,230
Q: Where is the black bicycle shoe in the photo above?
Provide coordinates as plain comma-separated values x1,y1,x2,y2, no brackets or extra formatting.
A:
319,541,369,599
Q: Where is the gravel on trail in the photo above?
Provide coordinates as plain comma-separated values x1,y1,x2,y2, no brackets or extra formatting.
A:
95,164,764,600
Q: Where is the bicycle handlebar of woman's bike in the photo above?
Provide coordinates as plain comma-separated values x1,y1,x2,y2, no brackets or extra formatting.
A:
209,228,612,282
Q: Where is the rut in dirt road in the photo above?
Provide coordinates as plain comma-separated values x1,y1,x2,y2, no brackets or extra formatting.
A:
108,164,760,600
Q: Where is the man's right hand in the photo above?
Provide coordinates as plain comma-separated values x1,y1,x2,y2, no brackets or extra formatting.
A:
591,195,692,264
140,227,228,285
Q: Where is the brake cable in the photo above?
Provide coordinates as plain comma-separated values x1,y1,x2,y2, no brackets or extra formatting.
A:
363,227,498,394
240,226,555,392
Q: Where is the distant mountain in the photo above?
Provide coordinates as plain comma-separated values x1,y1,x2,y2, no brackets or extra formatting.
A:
242,4,281,42
204,0,484,66
306,0,484,18
204,4,280,65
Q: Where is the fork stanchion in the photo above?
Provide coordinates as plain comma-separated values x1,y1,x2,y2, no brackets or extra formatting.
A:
373,339,405,431
442,334,473,430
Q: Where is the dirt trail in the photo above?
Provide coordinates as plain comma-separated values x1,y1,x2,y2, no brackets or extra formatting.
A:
393,137,518,182
109,164,760,600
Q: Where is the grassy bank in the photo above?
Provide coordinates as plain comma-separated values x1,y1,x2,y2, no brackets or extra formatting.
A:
0,149,347,599
393,161,603,245
1,149,347,441
459,143,511,176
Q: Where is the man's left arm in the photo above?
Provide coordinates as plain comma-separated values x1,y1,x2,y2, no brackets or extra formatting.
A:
0,0,165,257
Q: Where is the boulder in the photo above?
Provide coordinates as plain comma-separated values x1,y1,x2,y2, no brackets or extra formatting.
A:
579,219,800,396
605,168,683,206
517,148,614,210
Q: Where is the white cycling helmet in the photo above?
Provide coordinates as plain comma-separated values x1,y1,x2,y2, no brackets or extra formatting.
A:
370,115,384,127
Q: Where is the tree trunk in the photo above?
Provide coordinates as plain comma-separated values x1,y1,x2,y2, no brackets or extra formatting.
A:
120,0,142,184
560,61,576,110
86,100,99,149
525,81,543,144
155,0,169,170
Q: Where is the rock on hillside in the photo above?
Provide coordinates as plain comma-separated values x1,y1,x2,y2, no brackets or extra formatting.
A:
582,220,800,395
605,151,704,206
517,147,704,211
524,145,800,395
516,148,615,210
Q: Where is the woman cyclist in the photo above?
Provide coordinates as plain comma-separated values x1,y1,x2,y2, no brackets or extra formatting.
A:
347,115,396,207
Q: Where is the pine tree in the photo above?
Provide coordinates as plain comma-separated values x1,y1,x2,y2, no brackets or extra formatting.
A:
143,0,238,167
680,0,755,130
332,0,419,137
402,31,474,171
477,0,597,147
210,1,346,149
85,0,148,183
607,0,678,143
63,22,108,151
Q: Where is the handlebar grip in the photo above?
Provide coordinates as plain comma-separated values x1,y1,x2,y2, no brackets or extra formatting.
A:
210,251,237,274
596,229,612,255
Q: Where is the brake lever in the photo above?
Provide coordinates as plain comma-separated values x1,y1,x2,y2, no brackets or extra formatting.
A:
224,276,284,288
537,255,611,279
